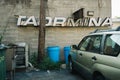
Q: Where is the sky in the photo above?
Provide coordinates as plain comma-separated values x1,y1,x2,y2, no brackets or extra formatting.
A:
112,0,120,18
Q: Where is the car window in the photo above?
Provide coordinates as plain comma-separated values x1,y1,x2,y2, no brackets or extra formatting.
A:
78,35,102,53
79,37,91,51
104,34,120,57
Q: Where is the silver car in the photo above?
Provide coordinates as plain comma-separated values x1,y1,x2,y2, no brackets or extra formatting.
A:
68,27,120,80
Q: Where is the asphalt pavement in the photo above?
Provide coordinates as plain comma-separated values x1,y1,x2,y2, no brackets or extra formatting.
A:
14,69,84,80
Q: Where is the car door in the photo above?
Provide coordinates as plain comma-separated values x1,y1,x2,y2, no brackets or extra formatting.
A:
76,35,103,75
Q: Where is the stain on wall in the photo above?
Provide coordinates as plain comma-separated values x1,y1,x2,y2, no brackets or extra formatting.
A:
0,0,31,6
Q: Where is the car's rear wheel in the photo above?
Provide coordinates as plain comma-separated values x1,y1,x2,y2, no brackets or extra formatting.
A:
93,73,105,80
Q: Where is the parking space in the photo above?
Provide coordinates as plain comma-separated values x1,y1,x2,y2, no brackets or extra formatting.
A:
14,69,85,80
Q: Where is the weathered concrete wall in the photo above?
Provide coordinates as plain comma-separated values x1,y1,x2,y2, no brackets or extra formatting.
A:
0,0,40,53
46,0,111,18
0,0,111,59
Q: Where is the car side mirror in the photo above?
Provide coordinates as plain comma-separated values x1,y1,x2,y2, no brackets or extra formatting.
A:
71,45,79,50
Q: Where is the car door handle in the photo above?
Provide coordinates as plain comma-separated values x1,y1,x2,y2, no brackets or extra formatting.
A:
79,53,82,56
92,56,97,60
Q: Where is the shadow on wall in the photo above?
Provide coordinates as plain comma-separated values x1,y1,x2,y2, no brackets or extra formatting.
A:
0,0,31,6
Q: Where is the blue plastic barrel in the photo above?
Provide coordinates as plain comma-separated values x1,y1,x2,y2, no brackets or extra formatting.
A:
47,46,60,62
64,46,71,64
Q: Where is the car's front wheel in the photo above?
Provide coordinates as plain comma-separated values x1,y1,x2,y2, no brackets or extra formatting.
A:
93,73,105,80
68,57,75,73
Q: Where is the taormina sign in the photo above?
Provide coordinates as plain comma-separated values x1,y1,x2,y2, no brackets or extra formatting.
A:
17,16,112,27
